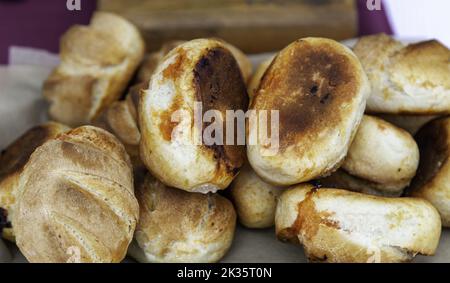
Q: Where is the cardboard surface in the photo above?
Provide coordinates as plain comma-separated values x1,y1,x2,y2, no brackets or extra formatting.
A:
0,48,449,263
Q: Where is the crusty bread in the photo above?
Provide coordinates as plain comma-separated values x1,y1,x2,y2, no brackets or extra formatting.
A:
139,39,248,193
43,12,145,126
0,122,70,242
94,83,144,170
247,37,370,186
341,115,419,194
130,174,236,263
377,113,439,135
275,186,442,263
14,126,139,263
353,33,450,114
230,164,285,228
408,116,450,227
137,39,252,84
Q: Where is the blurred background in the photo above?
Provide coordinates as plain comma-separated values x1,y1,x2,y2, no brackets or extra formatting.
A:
0,0,448,65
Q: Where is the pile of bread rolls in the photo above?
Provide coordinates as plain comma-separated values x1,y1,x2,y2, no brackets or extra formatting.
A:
0,12,449,263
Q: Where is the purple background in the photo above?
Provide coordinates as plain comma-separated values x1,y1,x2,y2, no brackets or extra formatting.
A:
0,0,392,65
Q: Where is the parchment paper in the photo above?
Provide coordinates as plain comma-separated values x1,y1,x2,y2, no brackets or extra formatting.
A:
0,47,449,263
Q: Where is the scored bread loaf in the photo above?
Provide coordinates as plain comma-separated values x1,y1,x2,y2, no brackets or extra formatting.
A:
353,33,450,115
275,185,442,263
139,38,248,193
408,116,450,227
230,164,285,228
43,12,145,126
247,37,370,186
14,126,139,263
0,122,70,241
129,173,236,263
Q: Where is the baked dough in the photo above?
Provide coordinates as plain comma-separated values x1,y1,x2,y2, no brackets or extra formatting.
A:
137,39,252,84
275,185,441,263
230,164,285,228
94,83,144,170
353,33,450,114
0,122,70,241
130,174,236,263
408,117,450,227
43,12,145,126
14,126,139,263
248,37,370,186
341,115,419,194
139,38,248,193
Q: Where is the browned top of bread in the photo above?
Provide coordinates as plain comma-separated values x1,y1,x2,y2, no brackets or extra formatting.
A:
140,39,248,192
193,47,249,174
134,174,236,262
14,126,138,263
252,38,362,151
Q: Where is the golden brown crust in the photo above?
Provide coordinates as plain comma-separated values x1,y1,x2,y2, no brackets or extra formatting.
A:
140,39,248,192
193,47,249,176
43,12,145,126
340,115,419,194
275,186,442,263
230,164,285,228
247,38,370,186
353,34,450,114
253,39,359,151
0,122,70,241
133,174,236,263
14,126,138,263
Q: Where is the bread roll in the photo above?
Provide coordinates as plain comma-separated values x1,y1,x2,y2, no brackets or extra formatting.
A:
353,34,450,114
248,38,370,186
14,126,139,263
275,186,441,263
43,12,145,126
0,122,70,241
230,164,285,228
138,39,251,84
139,39,248,193
341,115,419,194
408,117,450,227
94,83,143,169
377,114,439,135
130,174,236,263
